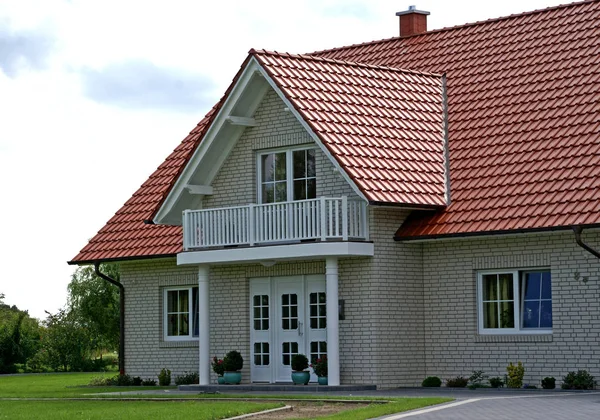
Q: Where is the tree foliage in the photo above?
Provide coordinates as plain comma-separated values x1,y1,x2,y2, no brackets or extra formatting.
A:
67,263,120,353
0,294,41,373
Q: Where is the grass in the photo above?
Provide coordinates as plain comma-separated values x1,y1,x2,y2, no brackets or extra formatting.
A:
0,372,452,419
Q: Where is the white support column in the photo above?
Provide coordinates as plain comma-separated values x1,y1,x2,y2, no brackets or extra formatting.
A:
198,265,210,385
326,257,340,386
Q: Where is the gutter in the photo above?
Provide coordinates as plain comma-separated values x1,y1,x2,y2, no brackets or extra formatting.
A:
94,262,125,376
572,225,600,259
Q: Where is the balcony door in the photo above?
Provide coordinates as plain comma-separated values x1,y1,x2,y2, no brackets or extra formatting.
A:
250,275,327,383
258,148,316,204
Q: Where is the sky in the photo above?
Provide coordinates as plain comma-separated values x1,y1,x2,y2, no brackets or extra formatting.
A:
0,0,569,319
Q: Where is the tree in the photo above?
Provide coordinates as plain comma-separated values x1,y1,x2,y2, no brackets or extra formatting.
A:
67,263,120,354
0,295,41,373
41,309,92,371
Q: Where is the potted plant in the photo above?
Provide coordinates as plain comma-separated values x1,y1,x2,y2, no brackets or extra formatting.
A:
222,350,243,384
211,356,225,384
291,354,310,385
311,356,328,385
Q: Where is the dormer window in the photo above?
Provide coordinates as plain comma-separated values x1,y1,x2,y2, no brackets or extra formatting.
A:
258,147,316,203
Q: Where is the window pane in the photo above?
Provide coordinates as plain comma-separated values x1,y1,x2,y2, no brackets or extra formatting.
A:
293,150,306,179
540,301,553,328
262,154,274,182
293,180,306,200
274,153,286,181
498,274,513,300
482,275,497,300
254,320,261,330
499,301,514,328
179,314,189,335
541,272,552,300
275,182,287,202
262,183,274,203
310,319,317,329
306,178,316,199
524,272,541,300
307,149,316,177
167,291,177,312
253,295,260,306
254,307,261,318
262,320,269,330
168,314,177,336
522,301,540,328
262,307,269,318
179,291,189,312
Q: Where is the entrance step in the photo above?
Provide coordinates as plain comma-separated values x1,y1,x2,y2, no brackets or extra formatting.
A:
179,383,376,393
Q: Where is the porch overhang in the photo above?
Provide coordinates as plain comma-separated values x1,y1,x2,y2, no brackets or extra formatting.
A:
177,241,373,266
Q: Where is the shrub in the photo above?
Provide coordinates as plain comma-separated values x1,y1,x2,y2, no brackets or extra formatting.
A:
541,377,556,389
561,370,596,390
446,376,468,387
158,368,171,386
489,377,504,388
175,371,199,385
141,378,157,386
310,356,327,377
212,357,225,376
421,376,442,387
223,351,243,372
506,362,525,388
469,370,488,387
88,376,117,386
291,354,309,372
115,374,134,386
132,376,142,386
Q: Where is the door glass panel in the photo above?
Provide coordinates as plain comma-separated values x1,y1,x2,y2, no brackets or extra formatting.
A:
282,342,298,366
309,292,326,329
253,294,269,331
281,293,298,330
254,342,270,366
310,341,327,363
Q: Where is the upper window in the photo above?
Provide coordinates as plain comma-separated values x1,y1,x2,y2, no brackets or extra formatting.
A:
258,148,316,203
164,287,199,341
477,269,552,335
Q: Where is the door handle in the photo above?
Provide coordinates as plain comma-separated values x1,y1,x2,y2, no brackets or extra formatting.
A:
298,321,303,336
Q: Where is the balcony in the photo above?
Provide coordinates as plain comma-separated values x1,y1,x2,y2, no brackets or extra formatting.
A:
182,196,368,251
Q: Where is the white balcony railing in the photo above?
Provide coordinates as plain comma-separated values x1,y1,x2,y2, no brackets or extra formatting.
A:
183,196,368,250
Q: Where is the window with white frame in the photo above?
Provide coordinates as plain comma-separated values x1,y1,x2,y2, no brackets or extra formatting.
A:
258,148,316,204
164,287,199,340
477,269,552,335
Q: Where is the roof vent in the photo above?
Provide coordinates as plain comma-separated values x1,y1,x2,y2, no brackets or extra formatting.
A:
396,5,430,37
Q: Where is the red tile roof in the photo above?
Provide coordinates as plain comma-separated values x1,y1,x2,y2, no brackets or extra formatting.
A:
70,0,600,263
252,50,448,206
311,0,600,239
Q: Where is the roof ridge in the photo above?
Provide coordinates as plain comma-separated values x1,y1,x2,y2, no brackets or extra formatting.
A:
249,48,444,78
308,0,597,56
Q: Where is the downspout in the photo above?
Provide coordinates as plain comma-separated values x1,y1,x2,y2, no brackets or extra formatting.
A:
573,226,600,259
94,262,125,375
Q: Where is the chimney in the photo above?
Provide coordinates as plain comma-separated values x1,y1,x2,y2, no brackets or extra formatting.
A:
396,5,430,37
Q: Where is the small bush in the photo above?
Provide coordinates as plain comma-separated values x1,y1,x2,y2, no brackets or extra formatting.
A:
291,354,309,372
489,377,504,388
507,362,525,388
175,371,199,385
541,377,556,389
422,376,442,387
158,368,171,386
446,376,468,387
223,351,244,372
141,378,157,386
469,370,488,386
132,376,142,386
88,376,117,386
561,370,596,390
115,374,134,386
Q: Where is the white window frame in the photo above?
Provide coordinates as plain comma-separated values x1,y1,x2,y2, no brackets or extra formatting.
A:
163,286,199,341
477,268,552,335
256,146,316,204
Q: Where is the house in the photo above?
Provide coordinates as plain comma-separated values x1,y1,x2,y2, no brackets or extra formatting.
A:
69,0,600,388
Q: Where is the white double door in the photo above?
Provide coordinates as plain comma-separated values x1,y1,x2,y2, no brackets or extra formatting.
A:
250,275,327,383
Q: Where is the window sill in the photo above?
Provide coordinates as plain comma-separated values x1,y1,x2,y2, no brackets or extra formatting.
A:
159,340,199,349
475,334,552,343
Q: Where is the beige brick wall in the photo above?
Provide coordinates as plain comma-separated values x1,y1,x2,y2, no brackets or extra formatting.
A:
422,230,600,386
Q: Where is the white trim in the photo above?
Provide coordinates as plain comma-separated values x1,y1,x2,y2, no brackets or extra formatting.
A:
226,116,257,126
185,185,214,195
177,241,374,266
163,286,198,342
477,268,552,336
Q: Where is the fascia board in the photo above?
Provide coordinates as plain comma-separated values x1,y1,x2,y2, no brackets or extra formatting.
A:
154,59,263,224
253,65,369,203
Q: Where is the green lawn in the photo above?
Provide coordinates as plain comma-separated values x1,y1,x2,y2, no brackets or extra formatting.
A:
0,373,452,419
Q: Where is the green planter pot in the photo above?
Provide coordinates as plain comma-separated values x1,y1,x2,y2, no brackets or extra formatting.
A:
291,371,310,385
224,371,242,384
318,376,328,385
217,376,225,384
